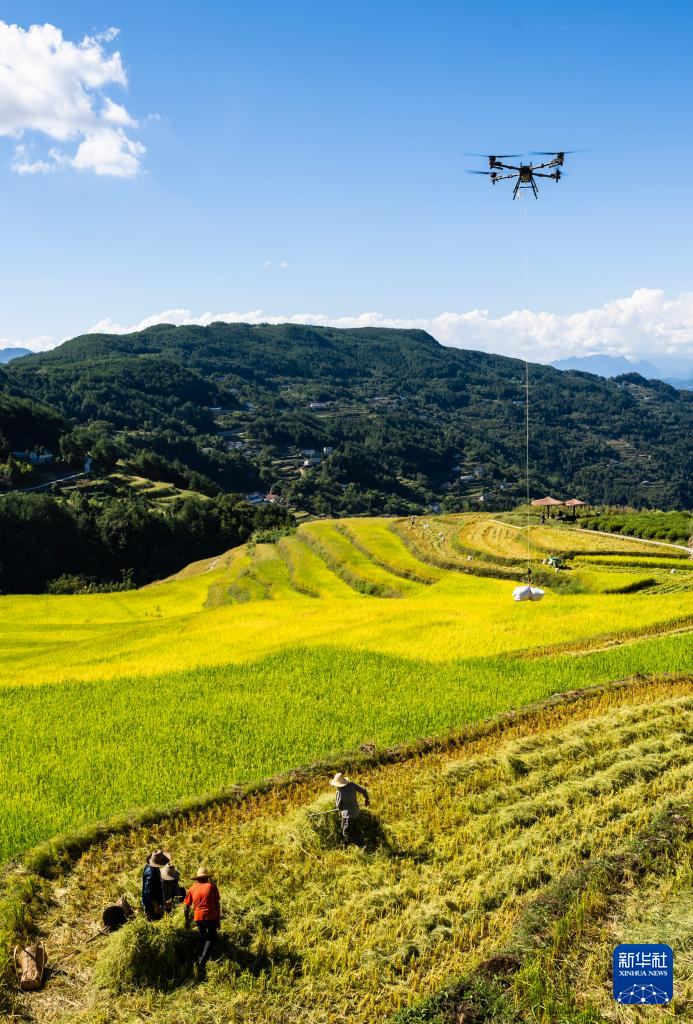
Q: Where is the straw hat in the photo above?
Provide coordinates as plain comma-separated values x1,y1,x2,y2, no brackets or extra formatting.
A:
329,772,349,788
194,864,212,880
160,864,180,883
147,849,171,867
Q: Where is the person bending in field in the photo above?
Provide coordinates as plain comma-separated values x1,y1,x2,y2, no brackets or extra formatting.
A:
142,849,169,920
330,772,370,843
184,865,221,977
161,862,185,910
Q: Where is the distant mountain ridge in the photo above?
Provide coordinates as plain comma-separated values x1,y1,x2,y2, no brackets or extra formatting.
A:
550,354,693,391
550,354,662,378
663,376,693,391
0,347,32,364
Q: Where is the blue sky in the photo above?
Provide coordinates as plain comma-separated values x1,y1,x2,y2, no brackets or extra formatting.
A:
1,1,692,371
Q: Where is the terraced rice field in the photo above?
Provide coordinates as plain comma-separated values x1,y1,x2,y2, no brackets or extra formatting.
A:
454,515,536,561
0,514,690,867
451,515,679,562
8,677,692,1023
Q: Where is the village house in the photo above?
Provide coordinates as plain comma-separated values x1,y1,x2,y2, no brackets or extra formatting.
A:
11,448,54,465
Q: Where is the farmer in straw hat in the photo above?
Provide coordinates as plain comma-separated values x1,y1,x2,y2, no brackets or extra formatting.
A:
142,849,170,920
160,862,185,910
330,772,370,842
184,865,222,976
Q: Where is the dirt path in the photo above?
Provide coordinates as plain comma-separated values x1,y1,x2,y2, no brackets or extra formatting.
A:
0,471,88,496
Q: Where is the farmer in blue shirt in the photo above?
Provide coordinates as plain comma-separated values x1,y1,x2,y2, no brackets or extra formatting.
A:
142,849,169,919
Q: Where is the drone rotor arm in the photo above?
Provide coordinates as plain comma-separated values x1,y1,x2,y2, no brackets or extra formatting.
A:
465,170,518,181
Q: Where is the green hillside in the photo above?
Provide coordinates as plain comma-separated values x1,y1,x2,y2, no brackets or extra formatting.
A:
0,365,66,449
6,323,692,511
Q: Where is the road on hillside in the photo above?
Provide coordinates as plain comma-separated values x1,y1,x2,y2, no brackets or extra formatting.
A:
0,471,88,496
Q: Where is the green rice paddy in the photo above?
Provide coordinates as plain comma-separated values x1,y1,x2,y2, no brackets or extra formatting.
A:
0,513,691,866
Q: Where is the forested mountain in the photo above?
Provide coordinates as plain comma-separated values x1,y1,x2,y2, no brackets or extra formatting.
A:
3,323,692,513
0,323,690,592
0,364,66,451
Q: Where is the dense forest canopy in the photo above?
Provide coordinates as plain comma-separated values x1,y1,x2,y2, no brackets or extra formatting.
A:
0,324,690,592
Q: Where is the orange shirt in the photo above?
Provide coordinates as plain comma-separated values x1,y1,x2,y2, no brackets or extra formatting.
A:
184,881,221,921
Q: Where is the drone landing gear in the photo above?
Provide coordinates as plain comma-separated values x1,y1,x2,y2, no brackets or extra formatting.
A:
513,178,539,200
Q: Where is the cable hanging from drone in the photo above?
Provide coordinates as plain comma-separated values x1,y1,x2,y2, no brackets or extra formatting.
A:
465,151,581,200
512,195,545,603
464,149,582,600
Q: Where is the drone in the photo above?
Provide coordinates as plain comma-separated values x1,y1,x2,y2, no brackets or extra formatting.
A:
467,151,578,199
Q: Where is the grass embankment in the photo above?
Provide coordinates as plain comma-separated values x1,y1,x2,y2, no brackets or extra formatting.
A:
0,514,691,864
6,677,691,1023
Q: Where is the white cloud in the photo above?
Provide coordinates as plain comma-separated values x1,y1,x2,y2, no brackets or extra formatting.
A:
82,289,693,368
0,20,145,177
0,334,53,351
95,28,120,44
10,143,54,174
264,260,289,270
72,128,145,178
101,97,136,127
10,289,693,372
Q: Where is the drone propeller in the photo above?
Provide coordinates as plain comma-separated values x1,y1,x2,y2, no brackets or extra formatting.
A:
464,152,522,159
465,170,499,175
529,149,589,156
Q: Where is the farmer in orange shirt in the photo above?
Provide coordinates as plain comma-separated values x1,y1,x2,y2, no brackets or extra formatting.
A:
184,865,221,976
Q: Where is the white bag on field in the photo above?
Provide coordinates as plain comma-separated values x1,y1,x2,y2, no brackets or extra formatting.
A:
512,585,545,602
